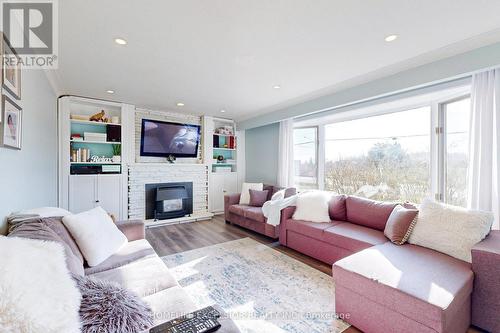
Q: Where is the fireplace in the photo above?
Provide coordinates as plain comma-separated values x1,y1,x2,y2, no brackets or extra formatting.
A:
145,182,193,220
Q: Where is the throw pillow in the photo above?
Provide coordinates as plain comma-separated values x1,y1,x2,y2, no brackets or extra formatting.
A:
292,191,331,223
73,274,153,333
384,205,419,245
271,189,286,201
63,207,128,267
0,237,82,333
249,189,269,207
408,199,493,262
329,194,347,221
239,182,264,205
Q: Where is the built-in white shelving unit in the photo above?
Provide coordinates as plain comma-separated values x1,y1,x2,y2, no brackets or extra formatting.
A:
58,96,133,220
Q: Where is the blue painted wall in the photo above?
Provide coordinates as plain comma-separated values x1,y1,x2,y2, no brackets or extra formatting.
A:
0,69,57,234
245,122,279,185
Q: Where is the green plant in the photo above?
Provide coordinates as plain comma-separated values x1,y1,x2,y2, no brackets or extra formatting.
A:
112,144,121,156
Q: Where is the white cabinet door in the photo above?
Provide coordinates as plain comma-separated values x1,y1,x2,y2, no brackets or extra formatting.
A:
210,173,225,213
210,173,239,213
97,175,122,219
224,173,238,195
69,175,97,213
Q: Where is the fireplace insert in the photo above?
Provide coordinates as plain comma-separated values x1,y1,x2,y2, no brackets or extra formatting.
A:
145,182,193,220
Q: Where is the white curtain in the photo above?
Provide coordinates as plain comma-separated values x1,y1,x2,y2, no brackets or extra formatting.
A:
468,68,500,229
277,119,295,187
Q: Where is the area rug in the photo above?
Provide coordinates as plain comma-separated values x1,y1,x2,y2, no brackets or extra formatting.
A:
162,238,350,333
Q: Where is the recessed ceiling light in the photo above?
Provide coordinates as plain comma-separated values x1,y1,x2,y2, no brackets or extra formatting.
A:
220,109,226,113
114,38,127,45
106,90,114,94
176,102,185,107
384,34,398,42
273,85,281,89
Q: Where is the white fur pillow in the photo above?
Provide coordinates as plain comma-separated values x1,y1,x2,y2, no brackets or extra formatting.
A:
292,191,331,223
63,206,127,267
0,236,81,333
408,199,493,262
239,182,264,205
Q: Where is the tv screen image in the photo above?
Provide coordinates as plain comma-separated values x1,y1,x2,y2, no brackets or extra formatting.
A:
140,119,201,158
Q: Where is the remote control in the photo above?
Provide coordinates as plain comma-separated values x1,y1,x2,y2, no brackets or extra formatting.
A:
150,306,222,333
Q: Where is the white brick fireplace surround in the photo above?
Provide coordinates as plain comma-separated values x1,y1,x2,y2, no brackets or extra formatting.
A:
126,108,213,227
128,163,210,224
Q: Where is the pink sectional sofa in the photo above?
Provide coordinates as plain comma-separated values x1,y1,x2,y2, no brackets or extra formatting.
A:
279,195,499,333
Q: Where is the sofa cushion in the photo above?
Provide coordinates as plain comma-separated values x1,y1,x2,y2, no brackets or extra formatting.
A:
143,286,197,325
63,207,127,267
329,195,347,221
333,242,473,332
90,256,178,297
384,204,418,245
249,189,269,207
84,239,156,275
228,204,250,217
244,207,266,223
345,196,396,231
293,191,331,223
408,199,493,262
286,219,342,241
323,222,387,252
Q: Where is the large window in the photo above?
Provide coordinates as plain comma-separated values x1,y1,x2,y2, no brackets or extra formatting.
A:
293,93,472,206
324,107,431,202
293,127,318,190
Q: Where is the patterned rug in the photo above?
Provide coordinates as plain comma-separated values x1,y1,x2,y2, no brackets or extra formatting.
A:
162,238,350,333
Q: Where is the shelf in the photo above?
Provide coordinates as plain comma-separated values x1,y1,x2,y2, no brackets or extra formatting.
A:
213,162,236,165
213,147,236,151
213,133,235,137
71,140,121,145
71,119,121,126
70,162,121,165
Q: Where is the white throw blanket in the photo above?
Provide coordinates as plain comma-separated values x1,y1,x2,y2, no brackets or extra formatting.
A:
262,195,297,226
0,236,82,333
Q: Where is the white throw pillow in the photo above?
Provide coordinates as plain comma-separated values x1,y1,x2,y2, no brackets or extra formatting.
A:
271,189,286,201
292,191,331,223
62,206,127,267
408,199,493,262
239,182,264,205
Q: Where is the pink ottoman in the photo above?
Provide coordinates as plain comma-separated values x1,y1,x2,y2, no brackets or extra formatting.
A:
333,243,473,333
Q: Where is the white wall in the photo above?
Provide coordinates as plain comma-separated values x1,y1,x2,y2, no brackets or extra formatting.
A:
0,69,57,234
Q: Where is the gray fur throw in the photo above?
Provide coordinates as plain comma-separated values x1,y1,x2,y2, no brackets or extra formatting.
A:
73,275,154,333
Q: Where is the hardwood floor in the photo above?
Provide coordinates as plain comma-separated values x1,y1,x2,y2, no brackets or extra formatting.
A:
146,216,484,333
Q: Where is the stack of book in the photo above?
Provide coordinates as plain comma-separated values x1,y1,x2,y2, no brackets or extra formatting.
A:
71,148,90,162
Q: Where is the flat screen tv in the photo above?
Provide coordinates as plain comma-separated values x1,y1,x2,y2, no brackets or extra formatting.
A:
140,119,201,158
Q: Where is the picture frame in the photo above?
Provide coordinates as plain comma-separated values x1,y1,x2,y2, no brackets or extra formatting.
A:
1,33,22,100
1,94,22,149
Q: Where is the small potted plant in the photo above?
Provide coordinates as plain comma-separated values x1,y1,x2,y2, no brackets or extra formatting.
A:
112,144,121,163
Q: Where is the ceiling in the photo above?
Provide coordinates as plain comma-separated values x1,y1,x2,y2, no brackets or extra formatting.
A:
54,0,500,121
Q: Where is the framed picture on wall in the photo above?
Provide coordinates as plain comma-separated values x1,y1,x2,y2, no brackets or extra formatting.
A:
1,33,22,100
1,94,22,149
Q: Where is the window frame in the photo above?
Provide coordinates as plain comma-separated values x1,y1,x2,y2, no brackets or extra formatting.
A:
436,94,471,204
293,125,320,190
294,91,471,203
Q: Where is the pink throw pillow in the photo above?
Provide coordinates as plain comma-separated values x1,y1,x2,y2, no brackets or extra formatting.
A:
249,189,269,207
384,205,419,245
